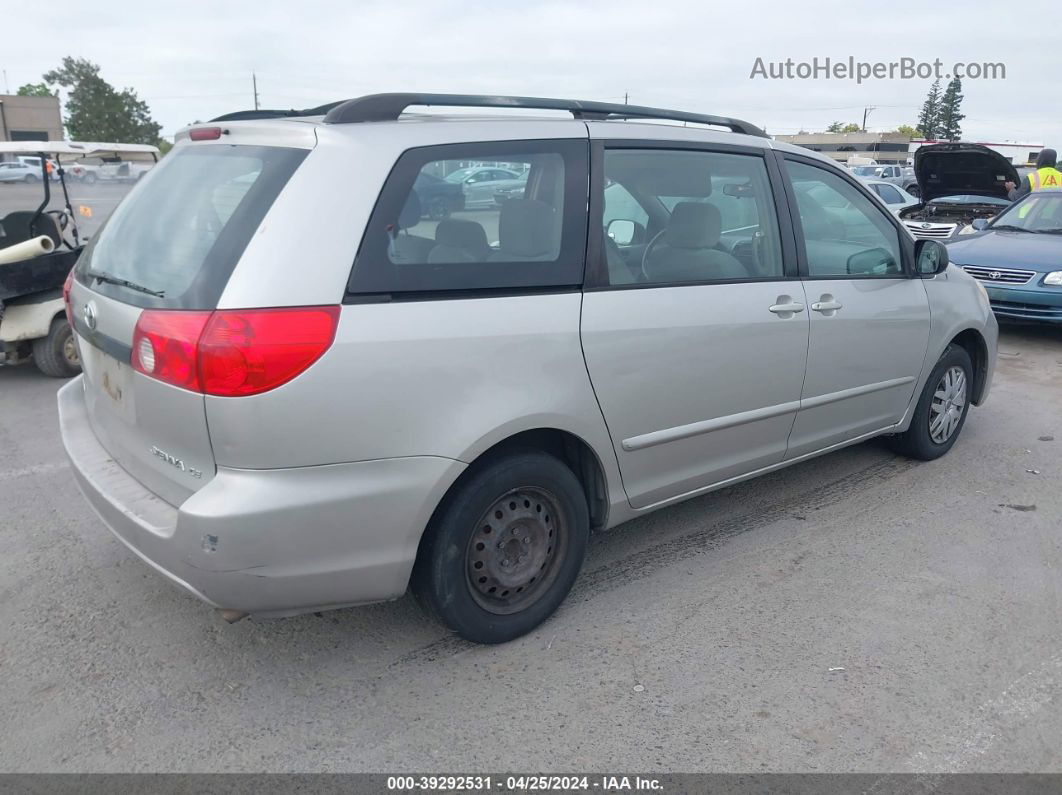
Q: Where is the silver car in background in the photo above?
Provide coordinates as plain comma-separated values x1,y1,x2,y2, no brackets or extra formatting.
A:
59,94,997,644
0,161,43,183
861,178,920,215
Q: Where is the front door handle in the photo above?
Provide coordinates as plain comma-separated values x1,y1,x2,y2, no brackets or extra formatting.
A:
769,299,805,317
811,295,843,315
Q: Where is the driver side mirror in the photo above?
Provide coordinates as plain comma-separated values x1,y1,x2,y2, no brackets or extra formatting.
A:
915,239,949,276
971,218,989,231
607,219,637,246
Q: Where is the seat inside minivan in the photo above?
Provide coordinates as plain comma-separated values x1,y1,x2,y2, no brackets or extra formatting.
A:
387,152,565,267
602,148,782,285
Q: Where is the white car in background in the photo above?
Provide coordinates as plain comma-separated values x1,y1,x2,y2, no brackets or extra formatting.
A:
15,156,62,180
0,161,42,183
861,178,920,215
69,157,155,184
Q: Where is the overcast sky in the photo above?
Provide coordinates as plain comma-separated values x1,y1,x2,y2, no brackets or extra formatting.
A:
3,0,1056,144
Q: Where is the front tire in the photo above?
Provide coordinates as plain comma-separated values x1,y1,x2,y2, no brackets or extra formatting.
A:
412,450,590,644
33,319,81,378
427,198,451,220
24,174,37,184
887,345,972,460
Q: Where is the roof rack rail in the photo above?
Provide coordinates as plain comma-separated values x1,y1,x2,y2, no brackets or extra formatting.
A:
320,93,768,137
210,102,344,123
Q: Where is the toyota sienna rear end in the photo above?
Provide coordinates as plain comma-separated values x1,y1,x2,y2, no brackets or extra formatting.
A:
59,116,470,618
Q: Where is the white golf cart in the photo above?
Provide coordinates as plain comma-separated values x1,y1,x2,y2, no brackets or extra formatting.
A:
0,141,94,377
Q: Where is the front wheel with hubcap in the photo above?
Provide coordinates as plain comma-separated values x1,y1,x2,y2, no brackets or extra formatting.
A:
887,344,972,460
412,450,590,644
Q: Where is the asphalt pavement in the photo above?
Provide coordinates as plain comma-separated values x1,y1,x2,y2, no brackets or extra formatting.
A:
0,324,1059,773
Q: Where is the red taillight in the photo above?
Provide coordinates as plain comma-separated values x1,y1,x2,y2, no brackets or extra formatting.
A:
62,270,74,327
199,307,340,397
132,310,211,391
131,307,339,397
189,126,223,141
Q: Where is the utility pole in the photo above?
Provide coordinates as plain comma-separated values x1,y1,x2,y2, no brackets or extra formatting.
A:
624,91,629,105
252,72,260,111
2,70,9,94
862,105,876,131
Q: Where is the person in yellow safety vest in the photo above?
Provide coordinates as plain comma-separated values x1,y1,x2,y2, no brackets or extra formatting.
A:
1005,148,1061,201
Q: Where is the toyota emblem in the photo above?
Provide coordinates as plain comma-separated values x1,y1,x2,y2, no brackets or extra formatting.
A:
921,222,933,229
989,271,1002,280
83,302,97,330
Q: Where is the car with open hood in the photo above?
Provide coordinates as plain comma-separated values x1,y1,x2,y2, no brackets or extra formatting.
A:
945,189,1062,323
899,143,1017,240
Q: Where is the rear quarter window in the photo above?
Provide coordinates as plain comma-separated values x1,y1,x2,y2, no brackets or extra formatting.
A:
75,144,307,309
348,139,588,296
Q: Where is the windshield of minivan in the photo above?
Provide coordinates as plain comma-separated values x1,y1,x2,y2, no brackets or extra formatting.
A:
76,144,307,309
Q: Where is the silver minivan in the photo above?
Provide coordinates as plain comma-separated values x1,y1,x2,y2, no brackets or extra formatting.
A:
59,94,998,643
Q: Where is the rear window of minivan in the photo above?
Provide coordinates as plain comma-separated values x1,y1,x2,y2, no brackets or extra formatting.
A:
75,145,307,309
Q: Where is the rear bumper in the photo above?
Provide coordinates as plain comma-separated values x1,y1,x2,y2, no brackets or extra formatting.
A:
58,377,466,616
984,284,1062,323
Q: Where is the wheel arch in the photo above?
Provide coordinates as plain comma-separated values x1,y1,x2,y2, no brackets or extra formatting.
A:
948,327,989,404
458,427,609,530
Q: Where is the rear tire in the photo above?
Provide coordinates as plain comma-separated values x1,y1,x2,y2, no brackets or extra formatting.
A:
412,450,590,644
33,318,81,378
24,174,37,183
887,345,972,460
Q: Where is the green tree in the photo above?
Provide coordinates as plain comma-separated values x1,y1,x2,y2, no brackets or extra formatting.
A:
41,57,161,145
937,78,964,141
917,79,942,139
840,123,861,133
895,124,921,137
826,121,844,132
17,82,54,97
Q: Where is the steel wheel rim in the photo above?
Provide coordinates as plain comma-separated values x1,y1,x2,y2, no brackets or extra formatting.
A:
466,486,566,615
62,334,79,366
929,365,967,444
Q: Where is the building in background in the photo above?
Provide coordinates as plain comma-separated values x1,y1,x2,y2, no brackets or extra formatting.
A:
775,132,910,165
0,94,63,144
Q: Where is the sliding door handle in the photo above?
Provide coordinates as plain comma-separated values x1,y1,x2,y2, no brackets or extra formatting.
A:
811,294,843,315
769,300,805,317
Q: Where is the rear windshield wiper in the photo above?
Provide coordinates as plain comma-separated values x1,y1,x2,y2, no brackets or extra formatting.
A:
85,269,165,297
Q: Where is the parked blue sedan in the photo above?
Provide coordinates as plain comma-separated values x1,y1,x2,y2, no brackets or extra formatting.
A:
945,190,1062,323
